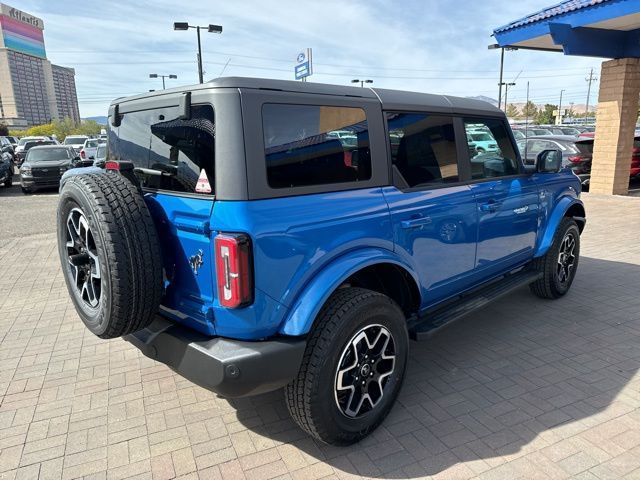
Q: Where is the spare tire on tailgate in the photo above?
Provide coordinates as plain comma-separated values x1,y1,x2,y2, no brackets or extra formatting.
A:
57,172,163,338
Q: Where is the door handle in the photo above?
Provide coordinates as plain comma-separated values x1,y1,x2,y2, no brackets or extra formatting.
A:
480,200,501,212
401,216,432,229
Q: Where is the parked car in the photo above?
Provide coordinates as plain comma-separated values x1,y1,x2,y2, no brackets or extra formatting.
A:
58,77,585,446
466,130,498,153
512,129,526,140
63,135,89,154
16,139,56,165
0,143,14,187
541,126,581,136
5,136,18,147
573,133,640,180
517,135,592,185
14,136,49,163
19,145,76,193
79,138,102,162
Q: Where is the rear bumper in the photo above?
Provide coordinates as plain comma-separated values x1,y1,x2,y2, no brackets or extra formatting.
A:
124,316,306,398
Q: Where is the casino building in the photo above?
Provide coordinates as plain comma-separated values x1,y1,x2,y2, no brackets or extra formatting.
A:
0,3,80,128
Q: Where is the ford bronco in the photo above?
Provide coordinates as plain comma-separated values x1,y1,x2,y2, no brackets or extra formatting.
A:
58,77,585,445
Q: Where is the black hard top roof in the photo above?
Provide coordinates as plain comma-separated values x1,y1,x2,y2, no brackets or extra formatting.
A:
113,76,502,115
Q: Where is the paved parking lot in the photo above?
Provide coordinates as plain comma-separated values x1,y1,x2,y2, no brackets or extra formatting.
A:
1,186,639,480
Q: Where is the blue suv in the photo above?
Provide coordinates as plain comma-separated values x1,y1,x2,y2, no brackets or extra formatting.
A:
57,77,585,445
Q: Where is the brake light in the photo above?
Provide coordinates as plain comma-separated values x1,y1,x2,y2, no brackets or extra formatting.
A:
568,155,586,163
80,150,85,158
215,233,253,308
104,161,120,171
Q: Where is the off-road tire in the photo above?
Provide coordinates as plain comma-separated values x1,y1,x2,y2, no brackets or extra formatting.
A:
529,217,580,299
285,287,408,445
57,172,163,338
21,187,30,194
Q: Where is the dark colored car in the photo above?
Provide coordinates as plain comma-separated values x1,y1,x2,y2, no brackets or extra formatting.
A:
571,132,640,179
0,144,14,187
518,135,592,185
16,139,56,165
19,145,76,193
541,126,581,136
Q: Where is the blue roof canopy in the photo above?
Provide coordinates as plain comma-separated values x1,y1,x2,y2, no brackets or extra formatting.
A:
493,0,640,58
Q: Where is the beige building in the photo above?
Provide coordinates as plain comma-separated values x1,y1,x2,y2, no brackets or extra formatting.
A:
0,3,80,128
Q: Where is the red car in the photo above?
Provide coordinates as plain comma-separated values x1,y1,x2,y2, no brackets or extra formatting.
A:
579,132,640,178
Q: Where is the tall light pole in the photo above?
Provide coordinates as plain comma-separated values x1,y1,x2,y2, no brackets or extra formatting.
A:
174,22,223,84
585,68,598,121
502,82,516,110
557,89,565,125
488,44,518,110
149,73,177,90
351,79,373,88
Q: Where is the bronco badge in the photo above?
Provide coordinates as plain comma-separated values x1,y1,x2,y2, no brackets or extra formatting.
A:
189,249,204,275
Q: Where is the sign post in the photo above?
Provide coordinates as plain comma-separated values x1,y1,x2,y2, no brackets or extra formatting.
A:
295,48,313,81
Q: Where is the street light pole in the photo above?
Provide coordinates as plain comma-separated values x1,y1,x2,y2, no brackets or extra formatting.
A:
558,89,565,125
174,22,222,84
498,47,505,110
502,82,516,110
149,74,178,90
196,26,203,84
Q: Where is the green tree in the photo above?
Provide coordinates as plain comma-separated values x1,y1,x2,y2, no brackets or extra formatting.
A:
0,123,8,136
506,103,519,118
535,104,557,125
522,101,538,119
8,118,103,141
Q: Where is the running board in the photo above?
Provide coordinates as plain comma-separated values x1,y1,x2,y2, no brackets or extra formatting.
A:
408,270,542,341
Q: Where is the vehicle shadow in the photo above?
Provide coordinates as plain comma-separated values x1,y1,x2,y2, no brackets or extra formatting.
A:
0,174,59,197
226,256,640,477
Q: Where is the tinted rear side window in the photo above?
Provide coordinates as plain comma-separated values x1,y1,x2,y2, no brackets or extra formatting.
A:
109,105,215,194
386,112,459,188
262,104,371,189
575,140,594,156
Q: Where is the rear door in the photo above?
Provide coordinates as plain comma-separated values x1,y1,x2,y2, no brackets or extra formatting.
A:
108,100,218,334
462,117,540,277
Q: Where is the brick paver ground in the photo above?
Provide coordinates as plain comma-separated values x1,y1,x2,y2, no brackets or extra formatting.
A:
1,192,639,480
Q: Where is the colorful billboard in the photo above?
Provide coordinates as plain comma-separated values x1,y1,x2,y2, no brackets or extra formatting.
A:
0,4,46,59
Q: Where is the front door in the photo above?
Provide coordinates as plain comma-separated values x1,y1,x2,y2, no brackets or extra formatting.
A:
463,117,539,277
383,112,478,307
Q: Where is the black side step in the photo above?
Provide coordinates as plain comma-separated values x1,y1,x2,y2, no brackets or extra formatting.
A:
408,270,542,341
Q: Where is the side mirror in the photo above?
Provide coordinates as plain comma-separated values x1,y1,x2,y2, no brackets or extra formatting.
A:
536,149,563,173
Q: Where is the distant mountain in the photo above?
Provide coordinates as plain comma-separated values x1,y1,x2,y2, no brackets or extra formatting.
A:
466,95,499,107
83,116,108,125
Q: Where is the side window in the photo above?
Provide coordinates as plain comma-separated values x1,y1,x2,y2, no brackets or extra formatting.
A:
262,104,371,189
464,118,520,179
109,105,215,194
386,112,459,188
529,139,557,155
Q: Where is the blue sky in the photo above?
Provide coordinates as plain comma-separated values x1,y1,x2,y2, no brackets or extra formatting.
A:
20,0,602,117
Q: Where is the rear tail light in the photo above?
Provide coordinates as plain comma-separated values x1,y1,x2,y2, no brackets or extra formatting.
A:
104,161,120,171
215,233,253,308
568,155,586,163
80,150,85,158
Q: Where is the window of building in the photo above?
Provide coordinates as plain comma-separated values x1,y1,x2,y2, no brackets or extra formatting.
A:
262,104,371,189
386,112,459,188
463,118,520,179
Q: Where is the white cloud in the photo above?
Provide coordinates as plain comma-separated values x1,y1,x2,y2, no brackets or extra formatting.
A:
20,0,603,117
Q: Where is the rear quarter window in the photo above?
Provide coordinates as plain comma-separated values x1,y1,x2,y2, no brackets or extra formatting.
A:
109,104,215,195
261,104,372,189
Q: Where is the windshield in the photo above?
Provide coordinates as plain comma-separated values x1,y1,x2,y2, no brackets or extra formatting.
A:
64,136,87,145
562,128,580,135
96,145,106,158
575,140,594,156
27,148,72,162
85,140,99,148
24,141,54,150
471,133,492,141
19,137,43,146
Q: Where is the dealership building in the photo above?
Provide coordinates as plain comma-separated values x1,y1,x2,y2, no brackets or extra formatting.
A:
0,3,80,128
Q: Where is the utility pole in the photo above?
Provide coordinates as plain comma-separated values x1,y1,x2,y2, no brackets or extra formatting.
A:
502,82,516,110
498,47,505,110
557,89,565,125
585,68,598,121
